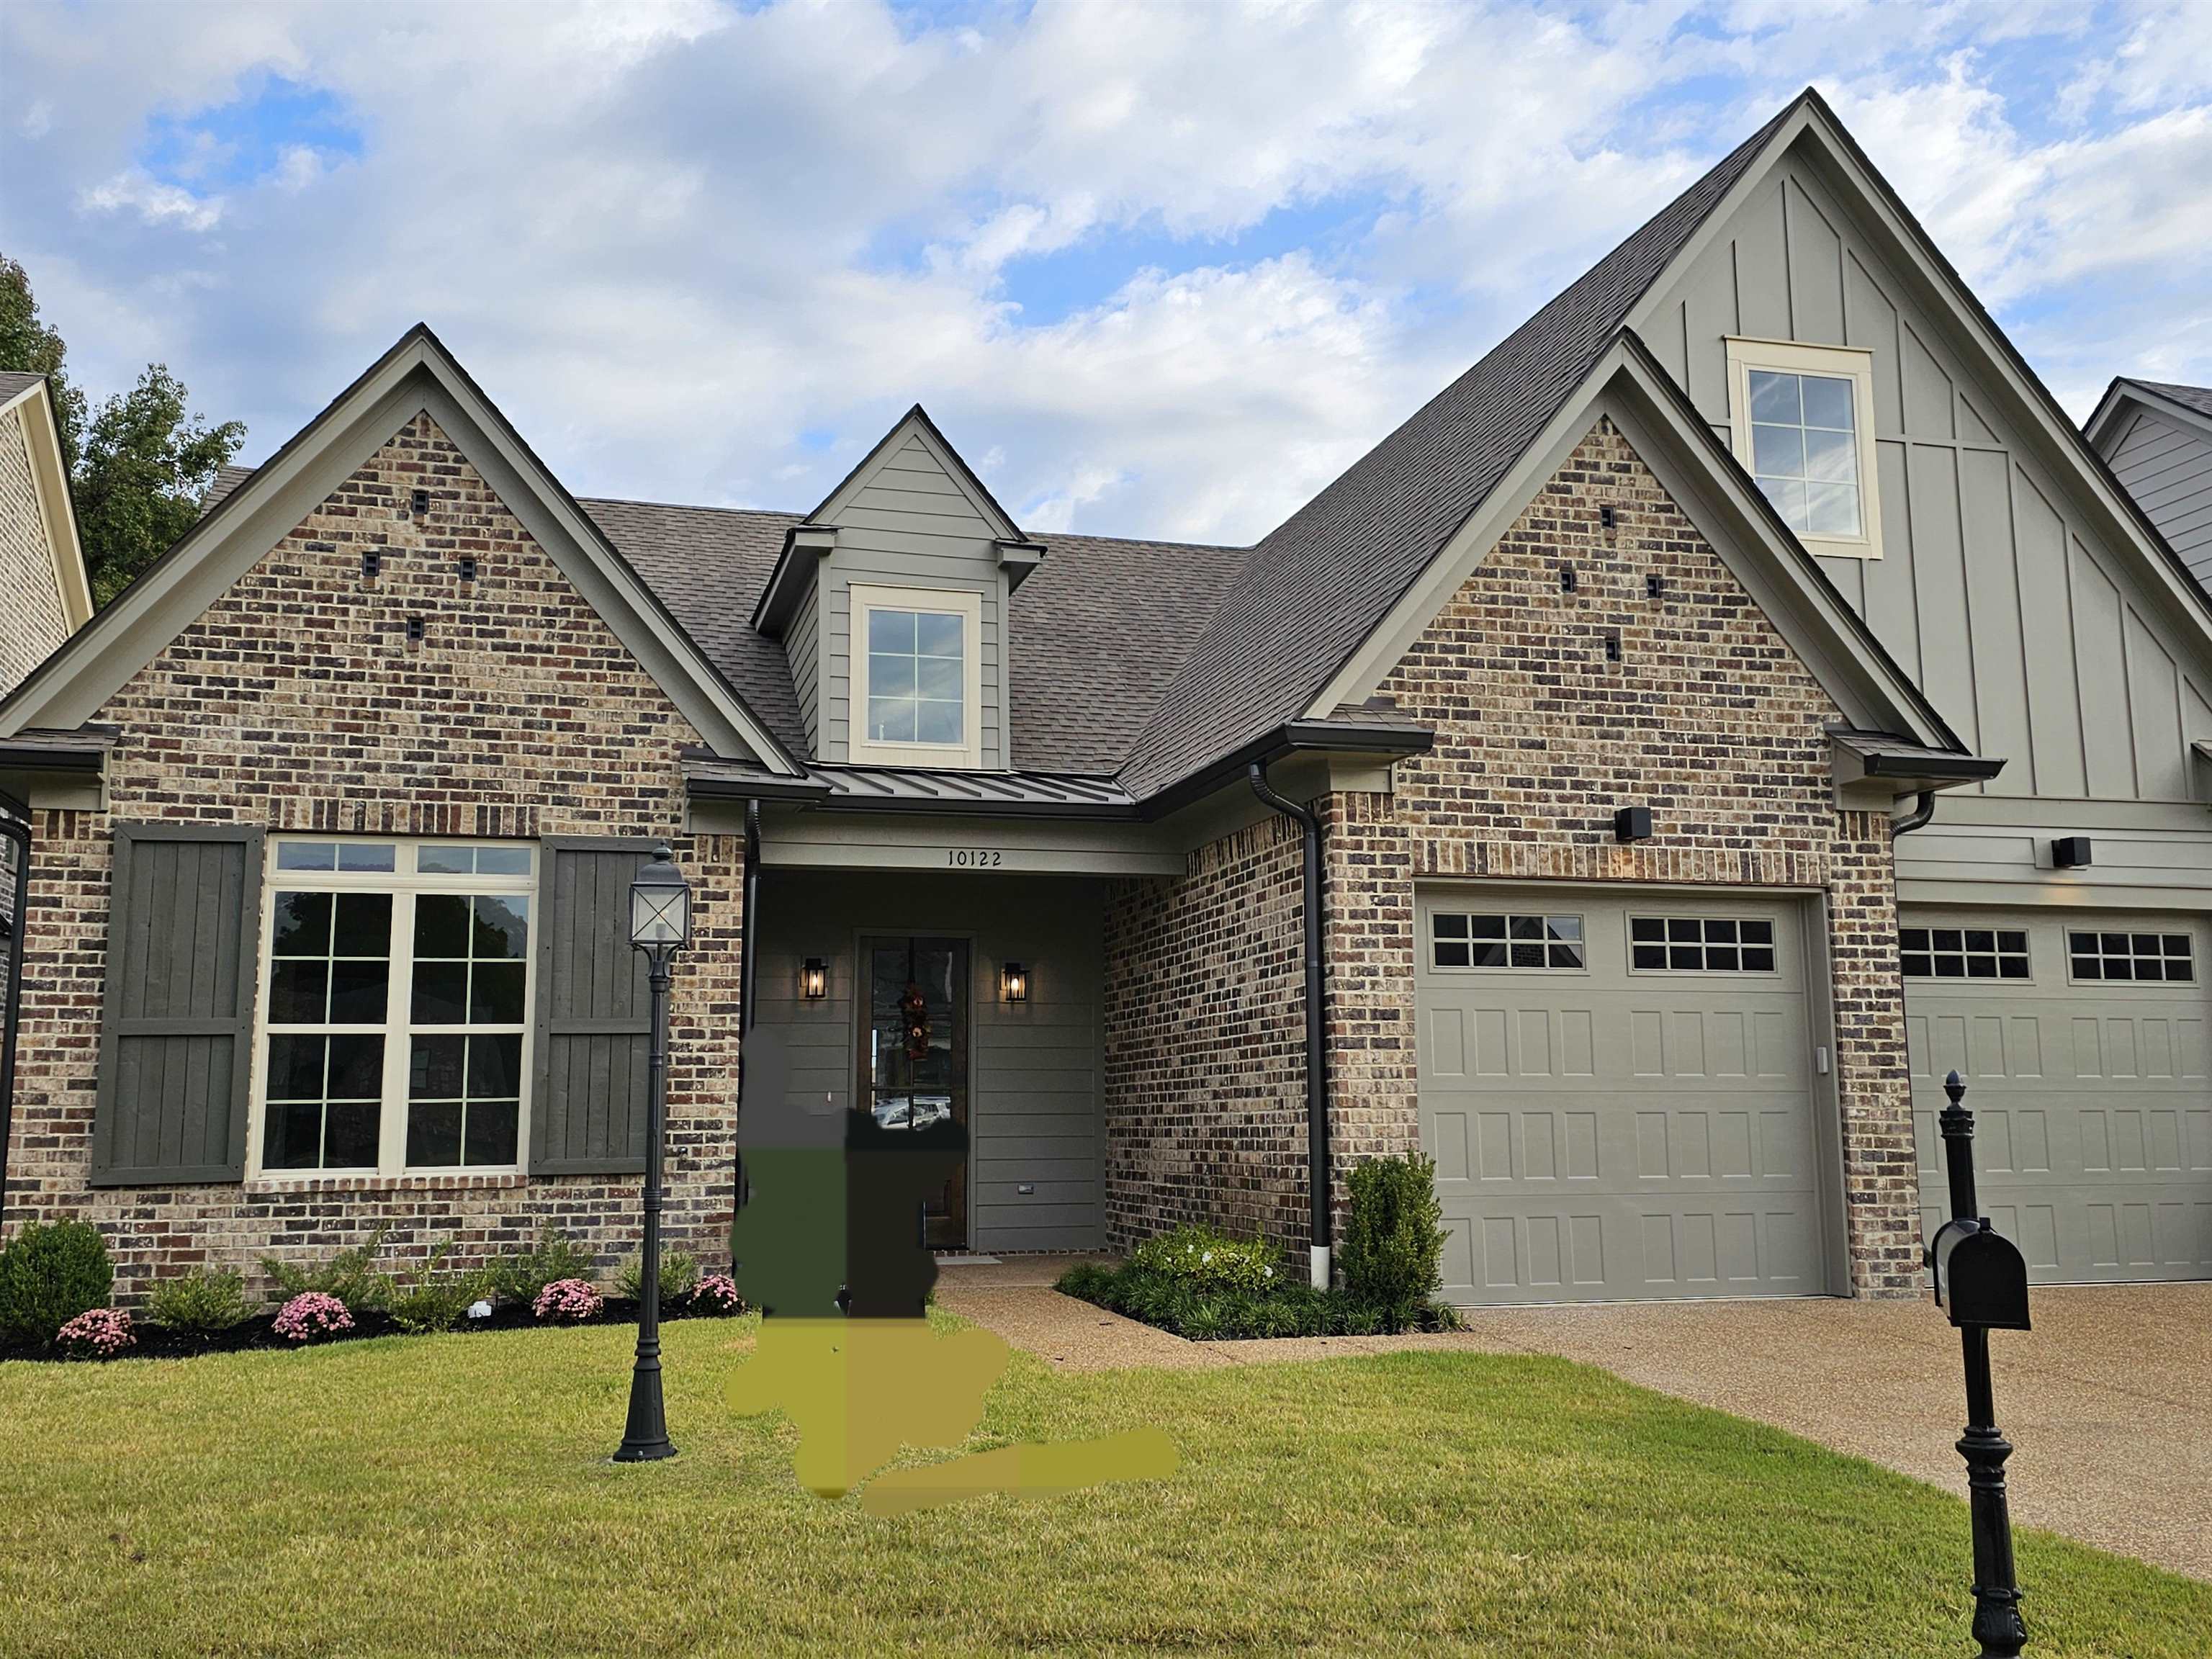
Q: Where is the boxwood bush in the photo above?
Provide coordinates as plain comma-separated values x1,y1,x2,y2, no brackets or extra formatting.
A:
143,1267,253,1333
0,1218,114,1345
1339,1153,1450,1328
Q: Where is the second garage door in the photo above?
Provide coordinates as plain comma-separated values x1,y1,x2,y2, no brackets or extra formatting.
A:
1416,888,1833,1305
1903,909,2212,1283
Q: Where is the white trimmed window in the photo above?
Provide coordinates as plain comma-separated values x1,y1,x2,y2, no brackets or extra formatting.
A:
252,838,536,1177
1725,338,1884,559
850,583,984,767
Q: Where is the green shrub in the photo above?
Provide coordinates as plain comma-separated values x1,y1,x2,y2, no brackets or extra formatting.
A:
489,1226,596,1306
614,1249,700,1306
1341,1154,1449,1326
0,1218,114,1345
1128,1225,1280,1292
261,1223,395,1316
143,1267,252,1332
387,1240,493,1335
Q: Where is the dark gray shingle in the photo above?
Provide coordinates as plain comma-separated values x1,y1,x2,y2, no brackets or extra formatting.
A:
1115,96,1802,797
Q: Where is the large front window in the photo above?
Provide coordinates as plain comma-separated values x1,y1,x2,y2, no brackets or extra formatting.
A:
256,839,534,1175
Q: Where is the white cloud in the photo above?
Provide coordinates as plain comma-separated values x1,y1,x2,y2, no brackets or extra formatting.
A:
1,0,2205,544
78,171,225,232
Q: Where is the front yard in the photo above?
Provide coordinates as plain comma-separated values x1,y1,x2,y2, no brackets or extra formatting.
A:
2,1317,2203,1658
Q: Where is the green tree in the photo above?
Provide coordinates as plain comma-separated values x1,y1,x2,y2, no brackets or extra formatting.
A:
0,254,245,606
75,365,246,605
0,254,87,471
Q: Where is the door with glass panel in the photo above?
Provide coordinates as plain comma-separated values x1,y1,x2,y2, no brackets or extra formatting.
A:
858,936,971,1250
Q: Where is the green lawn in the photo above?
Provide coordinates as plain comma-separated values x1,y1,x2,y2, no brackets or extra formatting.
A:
1,1318,2203,1658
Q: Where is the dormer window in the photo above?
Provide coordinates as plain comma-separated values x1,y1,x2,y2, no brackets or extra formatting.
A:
1725,338,1884,559
850,584,984,767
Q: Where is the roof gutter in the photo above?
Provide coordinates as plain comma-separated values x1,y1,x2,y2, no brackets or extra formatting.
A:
1248,760,1333,1290
1140,717,1435,823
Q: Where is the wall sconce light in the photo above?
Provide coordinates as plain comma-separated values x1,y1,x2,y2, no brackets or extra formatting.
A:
801,958,827,1000
1614,805,1653,842
1002,961,1030,1003
2051,836,2092,869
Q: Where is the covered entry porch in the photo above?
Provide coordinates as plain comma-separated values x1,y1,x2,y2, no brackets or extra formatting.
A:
750,867,1112,1254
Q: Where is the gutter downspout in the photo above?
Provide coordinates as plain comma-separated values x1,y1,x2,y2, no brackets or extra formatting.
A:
1249,762,1331,1290
0,790,31,1234
1892,791,1937,836
736,798,763,1213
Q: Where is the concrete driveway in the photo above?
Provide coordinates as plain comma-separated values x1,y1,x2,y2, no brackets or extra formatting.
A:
938,1260,2210,1581
1413,1284,2212,1582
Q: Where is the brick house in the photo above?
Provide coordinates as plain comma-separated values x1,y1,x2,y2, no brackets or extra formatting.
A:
4,89,2209,1304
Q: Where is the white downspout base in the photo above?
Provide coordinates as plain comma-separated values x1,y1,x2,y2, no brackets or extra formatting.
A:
1309,1245,1331,1290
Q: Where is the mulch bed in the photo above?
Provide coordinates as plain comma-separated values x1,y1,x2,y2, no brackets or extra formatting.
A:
1,1296,745,1364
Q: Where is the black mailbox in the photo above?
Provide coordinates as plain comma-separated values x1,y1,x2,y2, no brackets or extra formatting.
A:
1928,1216,2031,1331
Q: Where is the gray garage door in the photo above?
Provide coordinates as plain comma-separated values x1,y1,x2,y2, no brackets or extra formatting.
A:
1903,909,2212,1283
1416,888,1831,1305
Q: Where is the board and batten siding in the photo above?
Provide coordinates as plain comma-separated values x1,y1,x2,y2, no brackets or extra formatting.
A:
816,431,1012,769
1635,156,2212,807
2103,405,2212,590
750,868,1105,1252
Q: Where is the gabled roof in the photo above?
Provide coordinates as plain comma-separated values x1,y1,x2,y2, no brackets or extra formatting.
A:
584,495,1248,773
749,403,1040,635
0,371,93,634
1116,95,1805,798
0,325,801,772
2085,376,2212,444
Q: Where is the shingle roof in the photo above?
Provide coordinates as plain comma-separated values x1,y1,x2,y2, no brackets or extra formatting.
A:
2128,379,2212,421
1116,94,1803,797
202,462,255,511
580,496,1248,773
0,370,46,404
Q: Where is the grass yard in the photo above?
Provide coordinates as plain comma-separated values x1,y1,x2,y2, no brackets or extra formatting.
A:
2,1317,2205,1658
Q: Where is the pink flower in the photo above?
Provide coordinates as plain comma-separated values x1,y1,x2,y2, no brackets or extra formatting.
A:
272,1292,354,1343
691,1274,743,1314
532,1278,603,1322
57,1307,134,1358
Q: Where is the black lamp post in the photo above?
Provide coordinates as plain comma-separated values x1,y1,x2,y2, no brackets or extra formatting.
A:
613,841,690,1464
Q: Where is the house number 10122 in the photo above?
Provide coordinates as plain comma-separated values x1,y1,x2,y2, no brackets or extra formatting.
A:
946,848,1004,868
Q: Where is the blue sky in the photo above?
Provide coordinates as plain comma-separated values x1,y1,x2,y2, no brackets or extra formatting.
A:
2,0,2206,545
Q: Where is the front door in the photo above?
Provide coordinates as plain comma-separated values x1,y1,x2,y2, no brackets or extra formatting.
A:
860,936,971,1251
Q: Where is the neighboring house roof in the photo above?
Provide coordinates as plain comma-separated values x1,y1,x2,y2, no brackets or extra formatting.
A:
202,462,255,513
1113,96,1802,799
0,370,94,645
2083,377,2212,592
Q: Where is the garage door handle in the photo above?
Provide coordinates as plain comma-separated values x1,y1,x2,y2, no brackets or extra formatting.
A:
1815,1046,1831,1075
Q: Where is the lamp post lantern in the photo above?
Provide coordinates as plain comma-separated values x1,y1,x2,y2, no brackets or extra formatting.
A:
613,841,691,1464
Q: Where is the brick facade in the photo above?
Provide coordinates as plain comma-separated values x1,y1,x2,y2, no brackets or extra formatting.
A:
0,401,73,697
2,412,744,1298
1105,420,1922,1295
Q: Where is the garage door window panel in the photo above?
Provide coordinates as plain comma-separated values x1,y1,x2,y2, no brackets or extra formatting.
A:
2069,931,2194,984
1433,912,1583,971
1901,927,2030,981
1630,916,1776,973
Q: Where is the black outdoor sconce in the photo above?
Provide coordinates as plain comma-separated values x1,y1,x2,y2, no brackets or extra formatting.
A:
1002,961,1029,1004
1925,1070,2032,1658
1614,805,1652,842
2052,836,2092,869
801,958,827,1000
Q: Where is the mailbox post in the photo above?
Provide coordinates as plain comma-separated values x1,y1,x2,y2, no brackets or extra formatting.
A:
1925,1070,2032,1659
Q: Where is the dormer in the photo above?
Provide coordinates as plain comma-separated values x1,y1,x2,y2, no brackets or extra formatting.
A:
752,407,1043,770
